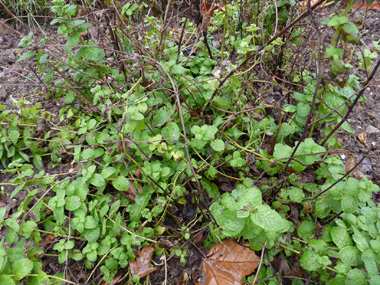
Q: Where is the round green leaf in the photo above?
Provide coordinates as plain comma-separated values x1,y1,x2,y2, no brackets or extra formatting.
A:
210,139,225,152
297,220,315,240
65,196,81,211
112,176,130,191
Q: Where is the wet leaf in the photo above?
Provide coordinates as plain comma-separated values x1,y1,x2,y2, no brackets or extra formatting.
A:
198,240,259,285
129,245,157,278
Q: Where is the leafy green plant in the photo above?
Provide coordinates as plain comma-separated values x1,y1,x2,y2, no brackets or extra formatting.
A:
2,0,380,284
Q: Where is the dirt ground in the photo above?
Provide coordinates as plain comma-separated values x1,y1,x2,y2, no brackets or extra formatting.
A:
0,2,380,284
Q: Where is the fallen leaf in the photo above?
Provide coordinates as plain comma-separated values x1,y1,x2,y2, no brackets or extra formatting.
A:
197,239,259,285
357,132,367,144
353,3,380,10
276,255,291,276
129,245,157,278
200,2,225,28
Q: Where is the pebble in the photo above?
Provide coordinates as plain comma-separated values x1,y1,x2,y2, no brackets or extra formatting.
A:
366,125,380,134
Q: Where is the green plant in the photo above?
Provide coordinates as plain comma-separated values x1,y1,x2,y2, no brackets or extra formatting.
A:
2,0,380,284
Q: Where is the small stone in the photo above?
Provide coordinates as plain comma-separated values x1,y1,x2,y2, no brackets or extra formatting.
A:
366,125,380,134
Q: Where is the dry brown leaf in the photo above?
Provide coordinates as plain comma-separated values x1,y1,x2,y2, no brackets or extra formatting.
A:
200,2,225,28
358,132,367,144
129,245,157,278
345,157,355,173
197,239,259,285
353,3,380,10
299,0,323,9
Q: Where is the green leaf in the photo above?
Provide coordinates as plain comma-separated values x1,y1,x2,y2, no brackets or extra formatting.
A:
297,220,315,240
250,205,289,233
353,229,369,252
326,15,348,27
65,32,81,52
346,269,367,285
83,227,100,242
9,130,20,145
89,174,105,188
65,196,81,211
341,195,358,214
82,149,95,160
85,216,98,229
77,45,105,61
172,64,187,74
339,246,361,267
283,104,297,112
4,219,19,244
297,102,310,117
101,167,116,179
300,250,331,271
109,200,120,218
12,258,34,281
287,187,305,203
230,151,246,167
128,187,153,223
361,249,378,276
342,22,359,36
16,51,36,62
273,143,292,160
331,226,352,249
223,128,245,139
210,139,225,152
112,176,130,191
152,108,170,126
0,275,15,285
278,122,296,139
162,122,180,141
216,209,245,237
64,90,76,104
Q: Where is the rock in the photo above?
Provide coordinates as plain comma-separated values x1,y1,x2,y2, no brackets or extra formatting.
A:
366,125,380,134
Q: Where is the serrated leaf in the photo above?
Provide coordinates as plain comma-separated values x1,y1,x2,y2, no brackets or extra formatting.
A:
12,258,34,281
101,167,116,179
83,227,100,242
250,205,288,232
331,226,352,249
65,32,81,52
283,104,297,112
89,174,105,188
85,216,98,229
353,229,369,252
65,196,81,211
